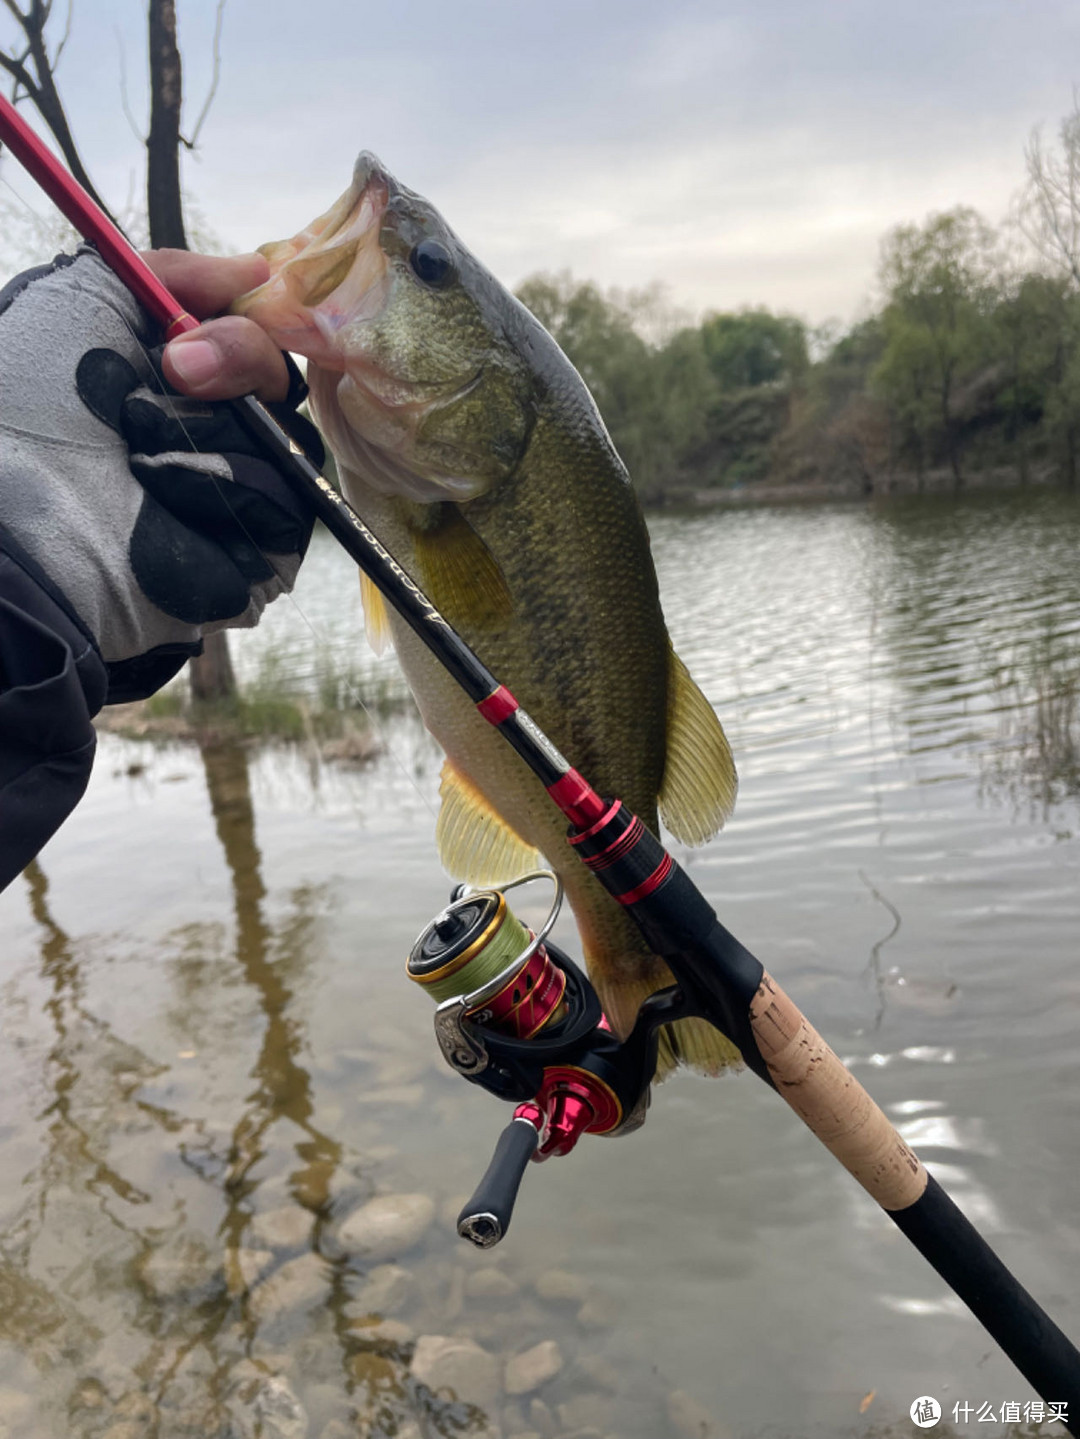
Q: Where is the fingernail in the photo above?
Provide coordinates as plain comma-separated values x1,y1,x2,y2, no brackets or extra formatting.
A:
167,338,220,388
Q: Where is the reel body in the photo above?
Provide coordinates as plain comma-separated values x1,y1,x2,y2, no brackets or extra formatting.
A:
408,872,675,1245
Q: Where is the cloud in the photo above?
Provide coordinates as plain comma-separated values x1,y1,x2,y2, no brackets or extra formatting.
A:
3,0,1078,323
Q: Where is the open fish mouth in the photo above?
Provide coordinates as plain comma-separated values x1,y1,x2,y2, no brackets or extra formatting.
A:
235,154,478,412
233,154,392,372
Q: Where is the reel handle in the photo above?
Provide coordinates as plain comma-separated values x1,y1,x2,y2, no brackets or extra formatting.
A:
457,1109,541,1248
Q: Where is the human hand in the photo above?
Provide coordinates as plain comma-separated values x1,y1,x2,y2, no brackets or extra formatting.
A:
143,250,292,403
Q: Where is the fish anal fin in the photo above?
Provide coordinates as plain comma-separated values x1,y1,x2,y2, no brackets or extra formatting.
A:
359,571,394,656
437,760,540,885
409,504,513,630
583,958,742,1081
658,650,737,847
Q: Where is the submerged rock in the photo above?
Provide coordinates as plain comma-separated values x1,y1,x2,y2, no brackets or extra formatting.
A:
576,1293,619,1329
557,1392,614,1431
250,1206,314,1251
338,1193,434,1262
347,1315,415,1349
667,1388,718,1438
504,1340,563,1396
347,1262,415,1315
528,1396,556,1437
465,1266,520,1300
410,1334,500,1411
225,1247,275,1297
248,1252,328,1322
533,1268,588,1304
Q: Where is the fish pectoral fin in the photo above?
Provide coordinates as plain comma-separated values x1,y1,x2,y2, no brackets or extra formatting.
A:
658,649,738,846
359,570,394,656
437,760,541,884
408,504,513,630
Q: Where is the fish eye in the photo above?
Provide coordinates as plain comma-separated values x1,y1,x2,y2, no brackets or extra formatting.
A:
409,238,454,288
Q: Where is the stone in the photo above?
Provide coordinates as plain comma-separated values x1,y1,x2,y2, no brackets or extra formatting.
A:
465,1267,520,1300
100,1425,145,1439
576,1354,619,1391
504,1341,563,1396
248,1253,328,1322
349,1351,398,1389
528,1396,556,1437
70,1379,108,1411
347,1316,415,1349
338,1193,434,1262
112,1391,157,1423
250,1206,314,1251
667,1388,717,1438
410,1334,501,1412
0,1389,35,1434
319,1423,352,1439
136,1239,217,1300
576,1294,619,1329
557,1393,614,1431
249,1376,307,1439
507,1433,543,1439
534,1268,588,1303
348,1263,414,1316
226,1248,275,1297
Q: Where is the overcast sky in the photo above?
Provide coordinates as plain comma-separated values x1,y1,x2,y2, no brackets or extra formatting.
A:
2,0,1079,327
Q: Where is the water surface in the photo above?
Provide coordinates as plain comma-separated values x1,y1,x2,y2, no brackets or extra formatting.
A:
1,490,1078,1438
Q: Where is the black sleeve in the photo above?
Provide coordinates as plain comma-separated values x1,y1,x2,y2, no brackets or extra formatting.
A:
0,523,108,892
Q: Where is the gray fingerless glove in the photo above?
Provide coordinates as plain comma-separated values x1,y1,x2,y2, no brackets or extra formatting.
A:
0,247,317,701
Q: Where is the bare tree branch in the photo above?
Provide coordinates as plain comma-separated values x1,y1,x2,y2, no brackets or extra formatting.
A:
0,0,122,225
50,0,72,69
181,0,225,151
1020,101,1080,289
113,24,145,143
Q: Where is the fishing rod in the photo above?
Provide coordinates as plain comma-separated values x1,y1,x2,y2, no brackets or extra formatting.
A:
3,92,1078,1425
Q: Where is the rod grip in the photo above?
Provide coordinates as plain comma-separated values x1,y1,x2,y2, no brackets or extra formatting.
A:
457,1116,540,1248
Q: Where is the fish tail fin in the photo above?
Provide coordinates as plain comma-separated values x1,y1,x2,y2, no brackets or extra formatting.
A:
584,953,742,1083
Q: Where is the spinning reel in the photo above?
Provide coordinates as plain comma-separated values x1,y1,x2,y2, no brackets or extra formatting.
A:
408,872,675,1248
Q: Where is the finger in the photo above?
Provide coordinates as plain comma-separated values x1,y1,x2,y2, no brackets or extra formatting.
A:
142,250,271,319
163,316,292,402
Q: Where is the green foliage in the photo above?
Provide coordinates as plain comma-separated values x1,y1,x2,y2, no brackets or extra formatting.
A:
700,308,809,390
873,208,1000,484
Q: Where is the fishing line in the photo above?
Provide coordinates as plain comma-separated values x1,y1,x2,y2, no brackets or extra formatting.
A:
0,170,438,819
109,299,440,823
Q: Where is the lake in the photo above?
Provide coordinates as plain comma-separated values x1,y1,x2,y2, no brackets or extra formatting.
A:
0,489,1078,1439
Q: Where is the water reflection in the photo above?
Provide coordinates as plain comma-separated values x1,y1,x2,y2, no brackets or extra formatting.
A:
0,494,1077,1437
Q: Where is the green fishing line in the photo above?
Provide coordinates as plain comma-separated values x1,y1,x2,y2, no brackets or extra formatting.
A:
412,895,532,1004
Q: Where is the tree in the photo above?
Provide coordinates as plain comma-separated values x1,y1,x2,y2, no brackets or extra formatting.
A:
874,208,999,487
700,308,808,391
1019,96,1080,288
1,0,235,698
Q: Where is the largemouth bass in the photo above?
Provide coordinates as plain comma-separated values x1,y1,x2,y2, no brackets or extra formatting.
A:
235,154,739,1074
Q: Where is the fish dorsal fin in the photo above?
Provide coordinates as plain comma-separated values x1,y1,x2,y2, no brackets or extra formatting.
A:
359,570,394,656
658,650,737,846
407,504,513,630
436,760,541,885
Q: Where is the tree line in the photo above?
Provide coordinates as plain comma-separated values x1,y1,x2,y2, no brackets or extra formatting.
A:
518,102,1080,503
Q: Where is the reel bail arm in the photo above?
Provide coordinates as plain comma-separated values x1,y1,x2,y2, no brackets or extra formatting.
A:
4,93,1077,1422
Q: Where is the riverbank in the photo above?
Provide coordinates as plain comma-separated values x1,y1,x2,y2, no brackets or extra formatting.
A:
94,689,388,764
671,462,1067,508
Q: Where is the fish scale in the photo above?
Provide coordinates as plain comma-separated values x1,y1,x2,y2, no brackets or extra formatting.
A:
234,151,739,1074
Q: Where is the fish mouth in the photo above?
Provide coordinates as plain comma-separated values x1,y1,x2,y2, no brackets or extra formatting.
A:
235,153,477,412
233,152,393,372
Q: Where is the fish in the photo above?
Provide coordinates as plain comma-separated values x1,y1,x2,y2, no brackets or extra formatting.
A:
234,153,740,1076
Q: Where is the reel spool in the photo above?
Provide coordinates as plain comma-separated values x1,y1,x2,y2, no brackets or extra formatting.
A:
407,879,568,1039
407,873,671,1247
